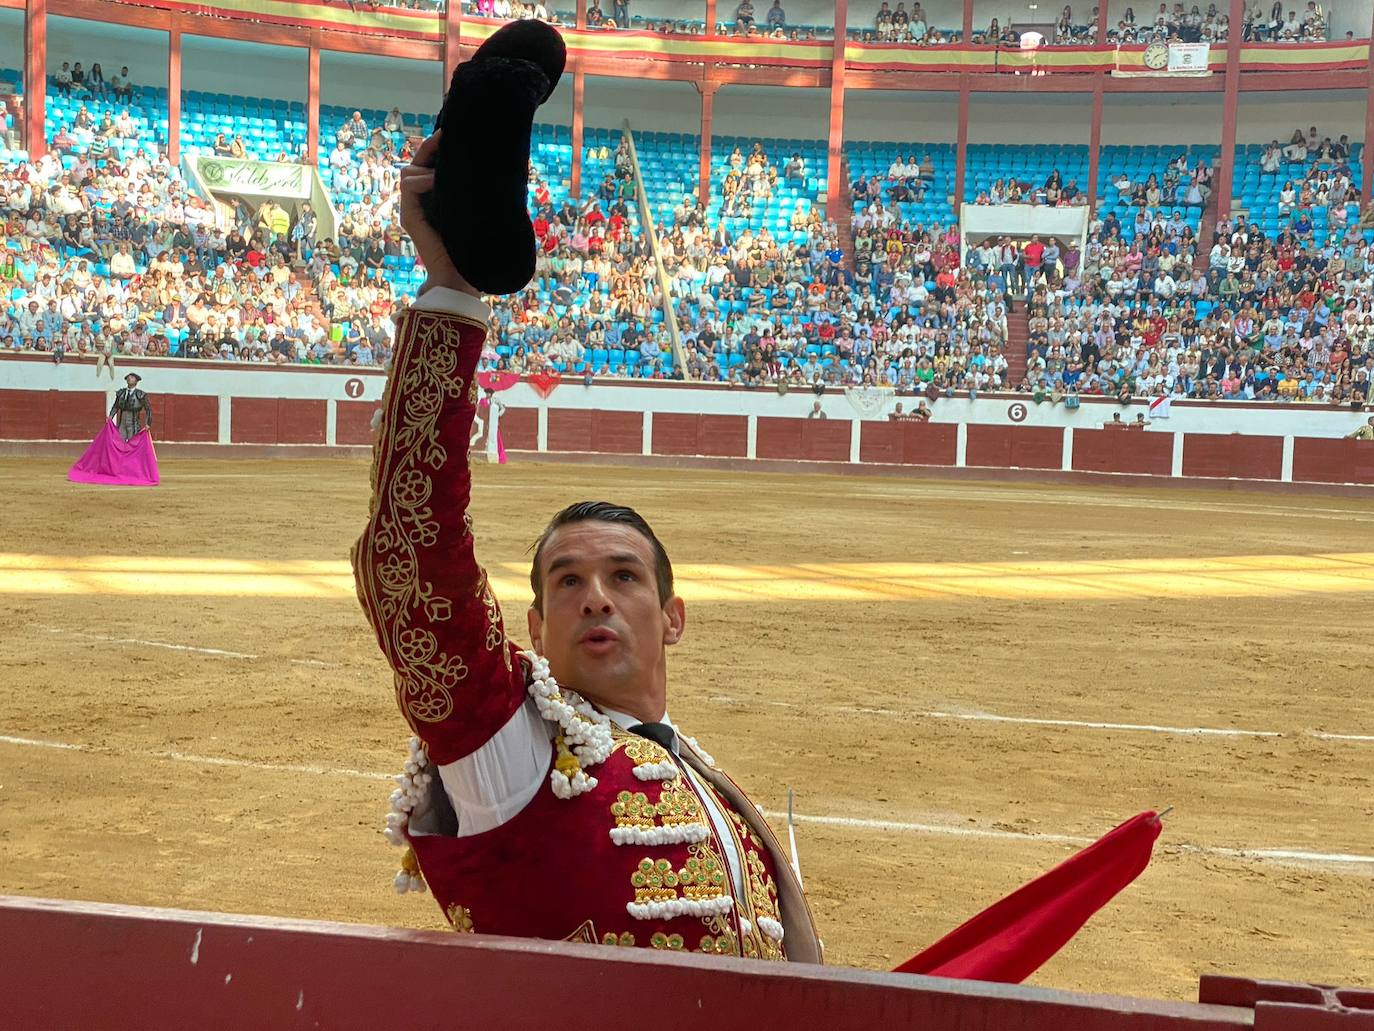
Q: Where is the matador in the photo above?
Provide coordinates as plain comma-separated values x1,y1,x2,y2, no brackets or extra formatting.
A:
352,20,821,961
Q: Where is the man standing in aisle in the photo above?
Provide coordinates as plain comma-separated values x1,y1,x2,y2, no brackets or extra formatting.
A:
352,21,820,961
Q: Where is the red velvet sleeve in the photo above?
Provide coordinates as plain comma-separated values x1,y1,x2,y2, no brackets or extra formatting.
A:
351,306,527,765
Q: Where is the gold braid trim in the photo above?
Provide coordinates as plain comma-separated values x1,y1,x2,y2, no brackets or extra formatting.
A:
360,310,481,725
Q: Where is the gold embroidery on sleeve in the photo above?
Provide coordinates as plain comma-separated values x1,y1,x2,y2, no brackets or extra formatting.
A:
476,571,512,671
361,312,490,726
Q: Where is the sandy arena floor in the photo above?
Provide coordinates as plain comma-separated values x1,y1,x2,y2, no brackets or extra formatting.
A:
1,455,1371,1000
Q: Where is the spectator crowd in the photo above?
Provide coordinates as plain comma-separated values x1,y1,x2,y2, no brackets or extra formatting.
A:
2,51,1371,409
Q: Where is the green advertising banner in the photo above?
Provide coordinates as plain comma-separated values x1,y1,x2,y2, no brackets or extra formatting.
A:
195,157,312,199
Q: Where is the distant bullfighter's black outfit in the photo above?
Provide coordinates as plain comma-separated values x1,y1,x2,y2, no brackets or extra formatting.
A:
110,384,153,441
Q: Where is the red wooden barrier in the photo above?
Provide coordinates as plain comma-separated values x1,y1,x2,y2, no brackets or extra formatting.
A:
966,425,1064,470
757,417,851,462
54,390,111,441
0,388,50,439
500,407,539,451
590,410,643,454
652,413,748,457
1199,975,1374,1030
1291,438,1374,485
2,377,1373,492
230,398,326,445
336,399,378,446
277,399,328,445
1182,434,1285,481
859,422,958,466
1072,429,1173,476
0,388,106,440
859,421,904,464
755,416,804,460
547,409,643,453
1,896,1274,1031
148,394,219,443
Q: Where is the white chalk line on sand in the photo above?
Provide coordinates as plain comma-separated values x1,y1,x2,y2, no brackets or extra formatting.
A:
708,696,1370,744
0,732,1370,871
765,811,1374,867
0,733,391,781
921,710,1282,739
25,629,1369,744
36,626,337,669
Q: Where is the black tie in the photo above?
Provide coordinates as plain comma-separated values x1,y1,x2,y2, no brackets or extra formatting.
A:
629,721,676,753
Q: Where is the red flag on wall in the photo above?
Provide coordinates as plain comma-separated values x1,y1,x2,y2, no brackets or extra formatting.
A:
894,811,1163,983
527,371,561,398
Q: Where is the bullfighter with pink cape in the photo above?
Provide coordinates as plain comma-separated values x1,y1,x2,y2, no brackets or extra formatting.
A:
68,372,160,486
469,387,507,464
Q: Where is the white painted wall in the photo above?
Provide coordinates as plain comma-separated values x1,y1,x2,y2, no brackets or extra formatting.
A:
46,16,171,88
844,90,960,144
585,75,701,134
1235,89,1367,145
969,91,1095,144
2,356,1368,439
1101,91,1223,145
0,9,23,78
181,35,308,103
320,48,443,116
715,84,834,138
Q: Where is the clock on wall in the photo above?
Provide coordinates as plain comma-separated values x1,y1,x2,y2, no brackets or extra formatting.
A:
1143,42,1170,69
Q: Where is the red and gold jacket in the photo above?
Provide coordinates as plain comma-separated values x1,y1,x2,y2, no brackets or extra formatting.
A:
353,298,822,962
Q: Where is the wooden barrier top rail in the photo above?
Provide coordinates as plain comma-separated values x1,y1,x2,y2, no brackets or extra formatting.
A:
3,896,1371,1029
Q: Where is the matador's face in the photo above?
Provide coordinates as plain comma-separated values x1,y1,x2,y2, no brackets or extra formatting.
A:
527,521,684,722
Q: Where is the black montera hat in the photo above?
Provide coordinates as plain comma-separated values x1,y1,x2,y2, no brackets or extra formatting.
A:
426,20,566,296
125,372,141,383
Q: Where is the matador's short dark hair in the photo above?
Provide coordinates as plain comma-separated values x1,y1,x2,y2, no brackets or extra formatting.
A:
529,501,674,613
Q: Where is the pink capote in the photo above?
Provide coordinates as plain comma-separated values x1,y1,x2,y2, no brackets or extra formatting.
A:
68,420,161,487
475,398,507,465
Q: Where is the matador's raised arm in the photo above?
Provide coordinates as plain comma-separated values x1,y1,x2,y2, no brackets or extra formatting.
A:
351,292,527,764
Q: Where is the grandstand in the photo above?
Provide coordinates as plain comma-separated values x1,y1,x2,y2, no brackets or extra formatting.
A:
2,2,1373,1024
7,52,1372,403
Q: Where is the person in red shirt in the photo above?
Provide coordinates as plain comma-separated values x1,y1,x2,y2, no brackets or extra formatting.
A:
1022,235,1045,278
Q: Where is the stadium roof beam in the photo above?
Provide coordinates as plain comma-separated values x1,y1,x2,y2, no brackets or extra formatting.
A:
22,0,44,158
